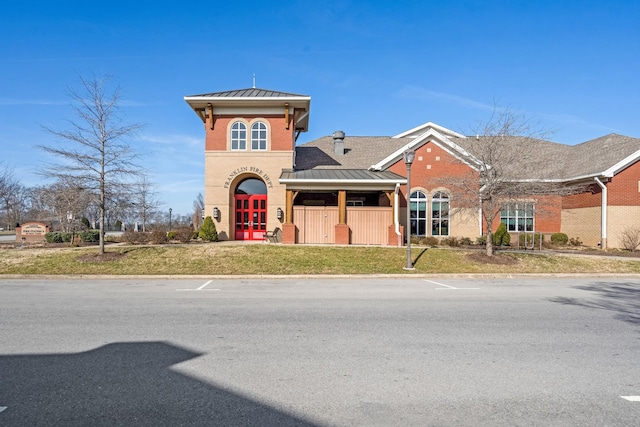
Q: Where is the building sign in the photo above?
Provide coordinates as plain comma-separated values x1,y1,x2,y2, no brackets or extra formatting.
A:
21,223,47,235
224,166,274,189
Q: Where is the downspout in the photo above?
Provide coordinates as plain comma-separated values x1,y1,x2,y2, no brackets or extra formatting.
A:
394,183,401,245
478,197,483,238
594,177,607,249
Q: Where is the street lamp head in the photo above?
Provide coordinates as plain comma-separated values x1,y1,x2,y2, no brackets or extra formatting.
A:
403,150,415,165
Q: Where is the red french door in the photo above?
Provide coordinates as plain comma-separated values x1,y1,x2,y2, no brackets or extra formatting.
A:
235,194,267,240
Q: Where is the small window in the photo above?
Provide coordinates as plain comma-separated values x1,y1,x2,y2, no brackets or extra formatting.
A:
500,202,534,232
251,121,267,150
231,122,247,150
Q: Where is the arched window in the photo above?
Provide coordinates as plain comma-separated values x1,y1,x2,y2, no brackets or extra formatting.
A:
231,121,247,150
409,190,428,236
235,178,267,195
431,191,449,236
251,121,267,150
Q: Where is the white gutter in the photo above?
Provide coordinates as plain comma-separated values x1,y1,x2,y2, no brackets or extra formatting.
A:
594,177,607,249
394,183,401,245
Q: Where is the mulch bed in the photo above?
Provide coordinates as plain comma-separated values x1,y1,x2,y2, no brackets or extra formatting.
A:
466,252,519,265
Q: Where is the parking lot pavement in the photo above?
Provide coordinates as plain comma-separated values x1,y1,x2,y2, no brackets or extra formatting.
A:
1,277,639,426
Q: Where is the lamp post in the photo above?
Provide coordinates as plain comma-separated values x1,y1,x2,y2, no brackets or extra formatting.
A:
66,211,74,246
169,208,172,232
403,150,415,270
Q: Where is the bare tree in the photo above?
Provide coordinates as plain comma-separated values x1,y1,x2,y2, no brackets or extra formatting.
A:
0,164,24,230
32,179,93,232
438,108,587,256
131,177,161,232
193,192,204,231
39,73,143,254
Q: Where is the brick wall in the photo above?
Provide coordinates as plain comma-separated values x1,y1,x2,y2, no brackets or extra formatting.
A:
205,115,294,151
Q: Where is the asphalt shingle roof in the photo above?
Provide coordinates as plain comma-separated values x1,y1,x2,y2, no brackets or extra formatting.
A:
294,132,640,182
295,136,409,170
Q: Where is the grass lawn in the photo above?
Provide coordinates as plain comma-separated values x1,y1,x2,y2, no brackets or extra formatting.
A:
1,243,640,276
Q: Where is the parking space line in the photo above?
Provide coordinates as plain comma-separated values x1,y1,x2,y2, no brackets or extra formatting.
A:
621,396,640,402
176,280,221,291
424,279,479,290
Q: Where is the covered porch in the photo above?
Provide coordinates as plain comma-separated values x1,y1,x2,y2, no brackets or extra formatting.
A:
278,169,407,245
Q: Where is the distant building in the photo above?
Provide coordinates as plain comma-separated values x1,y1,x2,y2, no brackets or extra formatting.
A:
185,88,640,249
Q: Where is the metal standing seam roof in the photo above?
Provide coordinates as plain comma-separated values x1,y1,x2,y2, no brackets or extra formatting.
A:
185,88,309,98
280,169,406,182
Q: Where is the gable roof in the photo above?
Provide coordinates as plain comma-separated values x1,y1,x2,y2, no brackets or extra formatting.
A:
295,136,408,170
567,134,640,178
295,123,640,184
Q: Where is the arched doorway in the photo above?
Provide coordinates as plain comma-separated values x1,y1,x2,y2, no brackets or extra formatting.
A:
234,178,267,240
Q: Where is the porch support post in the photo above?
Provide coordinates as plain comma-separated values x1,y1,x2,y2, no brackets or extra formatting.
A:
335,190,350,244
338,190,347,224
285,190,295,224
282,190,298,244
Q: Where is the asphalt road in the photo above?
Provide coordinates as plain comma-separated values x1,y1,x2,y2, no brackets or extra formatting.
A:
1,277,639,426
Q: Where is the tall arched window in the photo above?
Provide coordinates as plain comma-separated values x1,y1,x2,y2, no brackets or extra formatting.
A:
231,121,247,150
410,190,428,236
431,191,449,236
251,121,267,150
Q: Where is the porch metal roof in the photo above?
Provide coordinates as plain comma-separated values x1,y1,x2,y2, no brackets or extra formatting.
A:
279,169,406,189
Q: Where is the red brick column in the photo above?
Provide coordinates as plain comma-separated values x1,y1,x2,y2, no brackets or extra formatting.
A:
388,225,402,246
282,223,297,244
335,223,350,245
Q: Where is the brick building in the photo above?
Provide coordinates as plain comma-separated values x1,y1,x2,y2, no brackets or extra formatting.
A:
185,87,640,249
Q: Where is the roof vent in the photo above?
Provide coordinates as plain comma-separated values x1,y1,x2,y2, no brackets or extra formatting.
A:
333,130,345,155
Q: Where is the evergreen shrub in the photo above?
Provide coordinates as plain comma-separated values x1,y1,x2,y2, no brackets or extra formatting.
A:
78,230,100,242
492,223,510,246
199,216,218,242
550,232,568,246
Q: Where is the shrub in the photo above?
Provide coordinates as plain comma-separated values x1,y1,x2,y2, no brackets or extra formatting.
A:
122,230,149,245
81,217,92,229
167,231,176,240
620,226,640,252
492,223,510,246
518,233,544,249
441,236,460,247
476,236,486,245
45,232,65,243
77,230,100,243
422,236,439,246
150,229,169,244
199,216,218,242
568,237,583,246
459,237,473,246
174,226,195,243
550,232,568,246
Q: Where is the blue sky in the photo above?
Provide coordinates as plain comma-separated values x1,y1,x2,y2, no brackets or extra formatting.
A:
2,0,639,216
